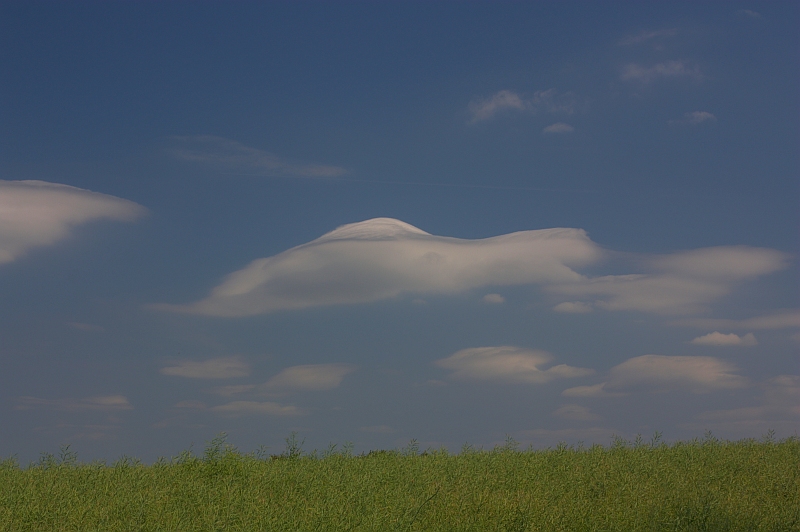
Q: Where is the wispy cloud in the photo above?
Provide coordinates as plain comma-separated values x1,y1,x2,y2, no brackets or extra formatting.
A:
261,364,356,392
608,355,747,394
15,395,133,412
550,246,788,315
669,111,717,125
160,356,250,379
468,89,576,123
690,332,757,347
210,401,306,417
0,180,146,265
736,9,762,19
618,28,678,46
543,122,574,134
672,309,800,330
169,135,347,178
435,346,593,385
621,60,702,83
152,218,600,317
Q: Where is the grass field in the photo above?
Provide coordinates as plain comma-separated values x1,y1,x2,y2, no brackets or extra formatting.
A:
0,432,797,531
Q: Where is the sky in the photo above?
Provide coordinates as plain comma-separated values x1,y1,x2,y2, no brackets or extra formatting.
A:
0,1,797,466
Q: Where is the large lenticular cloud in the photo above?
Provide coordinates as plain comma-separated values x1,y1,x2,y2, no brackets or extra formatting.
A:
154,218,602,316
0,180,147,264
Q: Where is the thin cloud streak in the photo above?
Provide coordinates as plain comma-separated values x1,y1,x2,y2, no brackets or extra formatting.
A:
160,356,250,379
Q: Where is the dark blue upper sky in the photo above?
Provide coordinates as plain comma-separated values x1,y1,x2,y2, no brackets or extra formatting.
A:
0,1,797,466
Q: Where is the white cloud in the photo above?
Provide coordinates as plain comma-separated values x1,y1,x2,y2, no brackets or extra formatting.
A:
15,395,133,412
0,180,146,264
543,122,574,134
468,89,576,122
606,355,748,393
621,61,702,83
553,301,593,314
160,356,250,379
210,401,306,417
262,364,356,392
690,332,757,347
672,309,800,330
550,246,788,315
482,293,505,304
169,135,347,178
618,28,678,46
435,346,593,384
669,111,717,125
552,404,602,421
153,218,600,317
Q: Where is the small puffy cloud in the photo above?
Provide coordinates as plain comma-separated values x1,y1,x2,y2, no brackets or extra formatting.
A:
262,364,356,392
669,111,717,125
435,346,593,385
552,404,602,421
153,218,600,317
606,355,748,393
553,301,592,314
482,293,505,304
15,395,133,412
618,28,677,46
543,122,574,134
468,88,576,122
690,332,757,347
210,401,306,417
160,356,250,379
169,135,347,178
551,246,788,315
621,61,701,83
0,180,146,264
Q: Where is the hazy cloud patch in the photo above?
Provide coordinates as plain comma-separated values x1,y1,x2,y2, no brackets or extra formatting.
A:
553,301,593,314
0,180,146,264
690,332,757,347
561,383,624,398
482,293,505,304
262,364,356,392
435,346,593,384
469,89,577,122
543,122,574,134
618,28,678,46
210,401,306,417
160,356,250,379
15,395,133,412
669,111,717,125
360,425,397,434
736,9,761,19
208,384,257,396
169,135,347,178
607,355,748,393
672,310,800,330
553,404,602,421
621,61,702,83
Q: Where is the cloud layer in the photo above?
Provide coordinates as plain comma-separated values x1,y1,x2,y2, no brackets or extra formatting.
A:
169,135,347,178
435,346,593,384
155,218,600,316
0,180,146,264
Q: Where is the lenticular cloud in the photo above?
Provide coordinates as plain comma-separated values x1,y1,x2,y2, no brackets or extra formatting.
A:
156,217,601,316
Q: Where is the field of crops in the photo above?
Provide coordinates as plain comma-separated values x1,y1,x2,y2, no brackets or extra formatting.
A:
1,432,797,531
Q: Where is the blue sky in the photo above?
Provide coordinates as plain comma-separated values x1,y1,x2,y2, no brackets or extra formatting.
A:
1,1,797,466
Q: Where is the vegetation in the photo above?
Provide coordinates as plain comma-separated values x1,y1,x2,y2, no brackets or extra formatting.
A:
0,431,797,531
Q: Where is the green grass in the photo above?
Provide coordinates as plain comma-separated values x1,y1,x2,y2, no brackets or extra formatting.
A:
0,432,797,531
